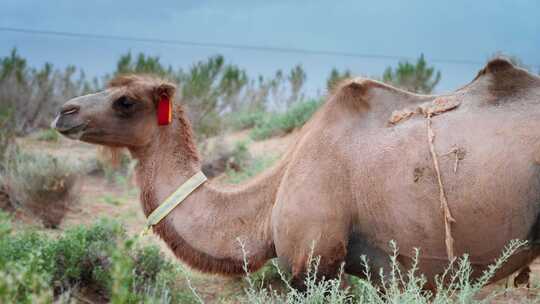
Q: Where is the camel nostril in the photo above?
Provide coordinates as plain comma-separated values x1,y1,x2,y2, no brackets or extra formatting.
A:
61,105,80,116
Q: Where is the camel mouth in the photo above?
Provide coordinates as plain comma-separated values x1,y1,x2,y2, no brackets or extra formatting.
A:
56,123,87,140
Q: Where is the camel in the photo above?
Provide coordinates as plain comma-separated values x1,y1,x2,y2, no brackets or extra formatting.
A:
53,58,540,290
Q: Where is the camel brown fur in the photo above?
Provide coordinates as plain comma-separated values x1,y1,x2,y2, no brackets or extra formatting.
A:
53,59,540,290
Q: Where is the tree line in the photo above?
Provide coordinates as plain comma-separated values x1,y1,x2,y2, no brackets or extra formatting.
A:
0,48,443,139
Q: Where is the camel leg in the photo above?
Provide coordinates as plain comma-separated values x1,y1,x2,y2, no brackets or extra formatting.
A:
288,238,348,291
272,199,350,291
513,266,531,292
344,232,396,287
271,157,352,291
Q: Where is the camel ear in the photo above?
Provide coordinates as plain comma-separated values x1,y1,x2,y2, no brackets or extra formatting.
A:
154,82,176,101
154,82,176,125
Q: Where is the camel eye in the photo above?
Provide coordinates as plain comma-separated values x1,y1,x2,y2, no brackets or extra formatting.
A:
114,96,135,110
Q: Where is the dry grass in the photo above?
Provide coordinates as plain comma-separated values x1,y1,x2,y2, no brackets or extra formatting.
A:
2,146,79,228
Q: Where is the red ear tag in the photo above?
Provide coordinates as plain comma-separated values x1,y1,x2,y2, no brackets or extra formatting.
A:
157,95,172,125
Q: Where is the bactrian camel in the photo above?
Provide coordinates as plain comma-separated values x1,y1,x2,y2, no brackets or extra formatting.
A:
53,58,540,290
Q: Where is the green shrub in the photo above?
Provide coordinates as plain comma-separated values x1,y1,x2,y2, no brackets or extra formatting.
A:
230,140,251,168
0,215,198,303
0,216,54,303
201,139,253,179
48,219,124,292
0,211,11,238
226,156,277,184
110,240,199,304
34,128,60,142
250,99,322,140
0,261,53,304
248,260,286,289
0,106,14,169
242,240,529,304
2,147,78,228
227,110,269,131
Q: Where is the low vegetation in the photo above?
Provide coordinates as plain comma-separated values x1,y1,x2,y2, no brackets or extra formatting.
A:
249,99,322,140
1,147,78,228
226,155,277,184
0,107,14,168
0,214,198,303
0,210,533,303
242,240,532,304
227,109,268,131
34,128,60,142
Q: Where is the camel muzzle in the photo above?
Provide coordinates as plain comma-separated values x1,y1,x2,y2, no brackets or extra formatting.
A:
52,105,87,140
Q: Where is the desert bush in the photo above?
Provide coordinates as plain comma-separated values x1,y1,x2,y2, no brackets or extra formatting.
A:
0,210,536,303
34,128,60,142
250,99,322,140
242,240,530,304
110,240,199,304
229,140,252,168
201,139,253,178
0,107,14,210
2,147,78,228
241,242,351,304
0,217,54,303
0,216,197,303
0,107,14,169
248,260,287,291
0,261,53,304
226,109,269,131
226,156,277,184
47,219,124,293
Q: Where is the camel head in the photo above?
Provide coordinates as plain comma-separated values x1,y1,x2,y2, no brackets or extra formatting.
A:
52,75,176,148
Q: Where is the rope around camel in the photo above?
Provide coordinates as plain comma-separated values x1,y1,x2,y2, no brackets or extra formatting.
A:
426,113,456,260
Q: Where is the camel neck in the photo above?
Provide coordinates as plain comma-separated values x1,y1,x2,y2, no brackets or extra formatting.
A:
129,113,280,275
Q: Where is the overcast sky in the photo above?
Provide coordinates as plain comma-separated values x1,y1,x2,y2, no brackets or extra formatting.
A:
1,0,538,94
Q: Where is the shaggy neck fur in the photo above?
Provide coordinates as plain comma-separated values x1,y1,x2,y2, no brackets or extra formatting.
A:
129,106,280,275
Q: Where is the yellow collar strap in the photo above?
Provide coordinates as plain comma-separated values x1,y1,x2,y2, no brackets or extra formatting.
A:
140,171,207,236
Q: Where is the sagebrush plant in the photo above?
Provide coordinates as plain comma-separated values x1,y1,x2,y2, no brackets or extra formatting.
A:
240,241,352,304
250,99,322,140
241,239,533,304
247,259,287,289
2,147,78,228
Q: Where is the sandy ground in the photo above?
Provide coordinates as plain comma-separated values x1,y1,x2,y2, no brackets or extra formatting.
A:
11,131,540,303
